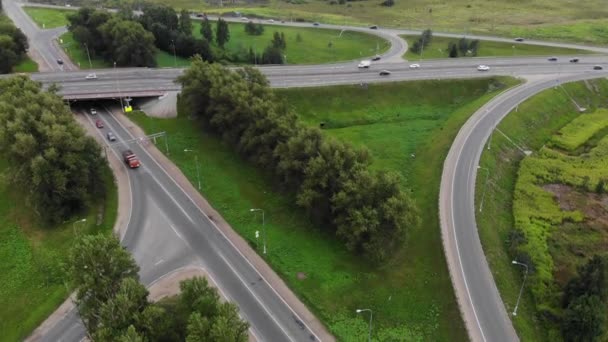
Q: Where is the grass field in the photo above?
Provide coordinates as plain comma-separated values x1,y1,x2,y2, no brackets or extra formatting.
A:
23,6,70,29
0,157,117,341
475,78,608,341
58,32,110,69
401,35,591,60
25,7,388,66
128,76,518,340
13,58,39,73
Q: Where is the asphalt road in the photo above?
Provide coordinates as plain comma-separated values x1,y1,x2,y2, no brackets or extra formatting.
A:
5,1,608,341
41,105,322,342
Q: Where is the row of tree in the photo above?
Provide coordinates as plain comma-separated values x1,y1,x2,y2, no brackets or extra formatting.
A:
0,76,107,224
409,29,432,55
447,37,480,58
69,233,249,341
178,59,418,261
0,8,29,73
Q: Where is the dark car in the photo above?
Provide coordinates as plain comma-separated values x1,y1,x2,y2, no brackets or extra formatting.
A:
593,65,603,70
514,37,524,42
379,70,391,76
57,58,64,65
313,22,320,26
569,58,579,63
369,25,378,29
548,57,558,61
96,120,104,128
372,55,381,61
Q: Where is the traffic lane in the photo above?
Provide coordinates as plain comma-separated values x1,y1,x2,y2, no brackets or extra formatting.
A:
101,109,317,341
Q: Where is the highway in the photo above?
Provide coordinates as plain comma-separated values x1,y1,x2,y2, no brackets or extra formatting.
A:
4,0,608,341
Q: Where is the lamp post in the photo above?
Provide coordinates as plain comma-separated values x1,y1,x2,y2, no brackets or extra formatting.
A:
184,149,201,190
83,42,93,69
477,166,490,213
356,308,373,342
72,218,86,236
249,208,266,254
114,61,124,112
512,260,529,316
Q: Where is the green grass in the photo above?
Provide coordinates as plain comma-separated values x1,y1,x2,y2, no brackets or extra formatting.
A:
550,109,608,151
475,78,608,341
59,32,110,69
401,35,591,60
155,50,192,68
13,57,39,73
0,157,117,342
128,76,518,340
22,7,70,29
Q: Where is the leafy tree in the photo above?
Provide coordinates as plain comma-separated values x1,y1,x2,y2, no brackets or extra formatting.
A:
66,7,111,57
100,17,156,67
595,179,605,194
186,312,212,342
149,22,172,51
271,31,287,49
118,326,145,342
380,0,394,7
194,38,214,62
216,18,230,48
139,3,178,31
179,277,221,318
562,294,606,342
458,37,469,55
563,255,607,307
175,32,197,58
0,77,107,222
0,35,17,73
468,39,480,56
244,21,264,35
179,9,193,36
67,233,139,332
200,17,213,42
208,302,249,341
448,42,458,57
421,28,432,46
261,45,283,64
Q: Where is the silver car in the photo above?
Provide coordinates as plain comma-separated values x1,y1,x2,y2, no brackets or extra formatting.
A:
107,132,117,142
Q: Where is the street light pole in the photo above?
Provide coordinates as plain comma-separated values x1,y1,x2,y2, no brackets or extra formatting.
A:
114,61,124,112
84,43,93,69
356,308,373,342
477,166,490,212
250,208,266,254
512,260,529,316
171,39,177,67
184,149,201,190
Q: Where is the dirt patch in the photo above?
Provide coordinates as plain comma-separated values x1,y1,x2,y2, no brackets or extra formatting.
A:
297,272,307,280
543,183,608,227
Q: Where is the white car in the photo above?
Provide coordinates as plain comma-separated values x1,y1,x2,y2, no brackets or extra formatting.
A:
267,19,274,23
241,17,249,21
358,60,371,68
409,63,420,69
90,108,97,115
477,64,490,71
85,73,97,80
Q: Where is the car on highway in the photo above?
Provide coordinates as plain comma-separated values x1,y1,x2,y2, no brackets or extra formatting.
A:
593,65,603,70
195,13,205,17
371,55,381,61
107,132,117,141
267,19,274,23
409,63,420,69
85,73,97,80
56,59,64,65
514,37,525,42
569,58,579,63
90,108,97,115
369,25,378,29
240,17,249,21
477,64,490,71
358,60,371,68
548,57,558,61
313,22,320,26
95,120,104,128
379,70,391,76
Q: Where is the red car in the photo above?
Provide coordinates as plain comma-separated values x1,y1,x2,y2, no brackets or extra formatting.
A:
96,120,104,128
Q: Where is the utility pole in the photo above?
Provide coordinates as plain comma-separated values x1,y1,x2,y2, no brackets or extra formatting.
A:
171,40,177,67
114,61,124,112
84,43,93,69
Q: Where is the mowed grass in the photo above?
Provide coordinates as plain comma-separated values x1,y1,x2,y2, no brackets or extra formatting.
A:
59,32,110,69
13,57,39,72
0,158,118,341
475,78,608,341
22,7,70,29
160,0,608,45
128,76,518,340
401,35,591,60
192,21,389,64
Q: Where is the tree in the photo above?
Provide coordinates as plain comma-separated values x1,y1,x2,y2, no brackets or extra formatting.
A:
271,31,286,49
468,39,480,56
100,18,156,67
200,17,213,42
563,255,607,307
0,35,17,73
179,9,193,36
175,32,197,58
139,3,178,31
0,77,107,222
595,179,605,194
207,303,249,341
448,42,458,57
380,0,394,7
66,7,111,57
186,312,212,342
421,28,432,46
261,45,283,64
458,37,469,55
194,38,214,62
244,21,264,35
216,18,230,48
562,295,606,342
67,234,139,332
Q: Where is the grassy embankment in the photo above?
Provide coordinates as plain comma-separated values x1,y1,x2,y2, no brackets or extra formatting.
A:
13,58,39,72
0,158,118,341
128,76,518,340
475,78,608,341
401,35,591,60
143,0,608,46
24,7,388,67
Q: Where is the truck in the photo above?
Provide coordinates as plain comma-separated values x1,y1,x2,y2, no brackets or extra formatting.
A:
358,60,371,68
122,149,141,168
